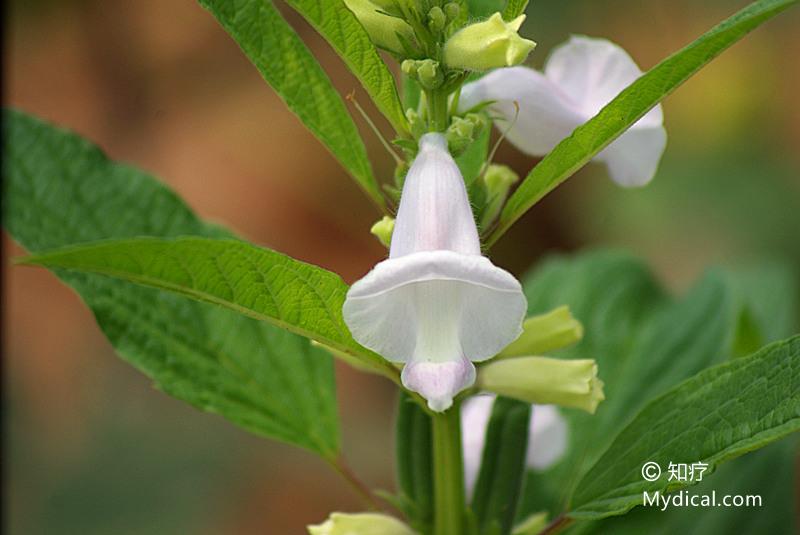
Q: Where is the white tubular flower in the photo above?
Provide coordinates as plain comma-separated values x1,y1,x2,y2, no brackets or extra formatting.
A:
343,133,527,412
462,396,568,494
459,35,667,187
308,512,417,535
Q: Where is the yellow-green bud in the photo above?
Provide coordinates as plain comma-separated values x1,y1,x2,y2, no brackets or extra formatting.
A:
479,163,519,228
478,356,605,414
370,215,395,248
512,512,549,535
428,6,446,32
344,0,415,54
444,2,460,22
308,512,417,535
446,113,487,155
499,306,583,358
443,12,536,71
416,59,443,90
401,59,417,77
406,108,426,139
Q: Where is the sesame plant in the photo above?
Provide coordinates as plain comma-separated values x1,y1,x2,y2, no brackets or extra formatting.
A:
4,1,799,534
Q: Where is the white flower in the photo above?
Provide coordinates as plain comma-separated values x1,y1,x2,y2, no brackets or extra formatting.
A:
459,35,667,187
343,133,527,412
461,396,568,495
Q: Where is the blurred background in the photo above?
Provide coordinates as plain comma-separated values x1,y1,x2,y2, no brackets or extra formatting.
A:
4,0,799,533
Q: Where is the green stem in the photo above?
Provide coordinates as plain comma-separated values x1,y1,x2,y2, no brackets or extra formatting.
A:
432,404,465,535
426,89,449,132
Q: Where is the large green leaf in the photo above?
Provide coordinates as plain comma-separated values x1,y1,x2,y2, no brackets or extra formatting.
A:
3,109,340,458
197,0,384,209
486,0,798,247
571,438,798,535
569,335,800,519
284,0,408,135
19,236,394,377
514,251,798,526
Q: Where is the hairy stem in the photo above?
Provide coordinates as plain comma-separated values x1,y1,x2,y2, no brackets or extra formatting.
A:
432,404,465,535
427,89,450,132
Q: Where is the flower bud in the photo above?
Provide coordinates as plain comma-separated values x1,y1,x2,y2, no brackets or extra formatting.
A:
444,12,536,71
444,2,461,22
370,216,395,248
478,356,605,413
416,59,443,90
429,7,446,33
308,512,417,535
499,305,582,358
446,113,487,156
401,59,417,77
479,164,519,228
405,108,426,139
512,512,549,535
344,0,415,55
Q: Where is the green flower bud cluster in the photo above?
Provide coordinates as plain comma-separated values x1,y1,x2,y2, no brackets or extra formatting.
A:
445,113,489,156
402,59,443,90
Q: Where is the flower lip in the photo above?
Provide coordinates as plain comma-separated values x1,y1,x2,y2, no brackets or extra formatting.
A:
343,250,526,365
346,250,523,300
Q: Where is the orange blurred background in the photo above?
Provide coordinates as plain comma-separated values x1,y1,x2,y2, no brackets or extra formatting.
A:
4,1,800,533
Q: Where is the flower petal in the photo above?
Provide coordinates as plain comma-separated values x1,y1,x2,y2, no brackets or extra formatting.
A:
461,395,495,494
391,133,481,258
461,398,569,495
527,405,568,470
343,251,526,364
402,357,476,412
597,124,667,186
545,35,662,127
459,66,584,156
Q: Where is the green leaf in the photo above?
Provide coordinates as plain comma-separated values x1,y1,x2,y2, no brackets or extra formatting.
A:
396,393,434,533
468,0,505,18
574,438,798,535
402,73,422,112
284,0,408,135
471,397,531,535
197,0,385,209
514,251,799,519
569,335,800,519
19,236,392,377
3,109,341,458
502,0,528,20
487,0,799,247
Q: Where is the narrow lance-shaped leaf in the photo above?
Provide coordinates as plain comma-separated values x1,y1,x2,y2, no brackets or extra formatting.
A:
3,109,341,458
198,0,385,209
284,0,408,135
18,236,394,377
471,397,531,535
569,335,800,519
396,393,434,533
487,0,799,247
